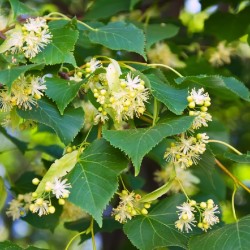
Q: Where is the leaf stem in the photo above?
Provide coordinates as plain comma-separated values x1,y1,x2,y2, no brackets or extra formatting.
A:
232,184,238,221
208,140,243,155
65,230,86,250
97,123,102,139
153,97,158,126
90,218,97,250
215,159,250,194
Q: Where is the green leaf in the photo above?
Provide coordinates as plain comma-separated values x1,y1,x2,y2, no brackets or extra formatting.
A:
12,171,40,194
0,241,47,250
31,25,79,65
0,241,22,250
85,0,130,20
224,152,250,163
124,194,189,250
0,64,44,88
103,116,194,175
205,7,250,42
67,139,128,227
9,0,36,20
35,150,78,197
45,77,83,115
175,75,250,102
147,74,188,115
88,22,146,59
193,151,226,201
0,177,7,211
17,98,84,145
0,126,28,153
145,23,179,49
189,215,250,250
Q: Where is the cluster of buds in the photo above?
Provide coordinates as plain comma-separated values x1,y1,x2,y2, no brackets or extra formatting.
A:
175,199,220,233
187,88,212,130
0,74,47,113
29,177,71,217
6,193,32,220
3,17,52,59
112,190,151,223
88,59,149,124
164,133,209,169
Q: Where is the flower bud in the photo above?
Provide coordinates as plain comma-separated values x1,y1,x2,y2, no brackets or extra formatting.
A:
32,178,40,185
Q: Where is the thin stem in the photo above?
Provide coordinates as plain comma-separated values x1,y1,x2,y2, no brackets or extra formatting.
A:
97,123,102,139
232,184,238,221
139,115,153,124
119,176,127,190
45,12,97,31
176,178,190,200
119,61,183,78
208,140,243,155
65,231,86,250
215,159,250,194
153,97,158,126
148,64,184,78
90,218,97,250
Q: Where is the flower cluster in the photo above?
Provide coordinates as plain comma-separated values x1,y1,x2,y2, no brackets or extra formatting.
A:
147,42,186,68
112,190,150,223
209,41,234,67
154,165,200,195
28,177,71,217
164,133,209,169
88,59,149,125
6,193,32,220
175,199,220,233
4,17,52,59
0,74,47,113
187,88,212,130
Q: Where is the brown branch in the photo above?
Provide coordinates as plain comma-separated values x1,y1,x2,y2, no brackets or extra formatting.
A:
215,158,250,194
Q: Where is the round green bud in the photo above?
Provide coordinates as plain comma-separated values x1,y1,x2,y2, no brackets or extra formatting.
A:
48,206,56,214
204,101,211,107
32,178,40,185
200,106,208,112
85,68,91,73
189,200,196,206
196,133,202,139
200,202,207,209
58,199,65,205
122,190,128,195
198,222,203,228
32,192,38,198
207,199,214,204
189,111,195,116
144,203,151,209
182,214,188,220
187,96,193,102
66,147,72,153
77,72,82,77
188,101,196,109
